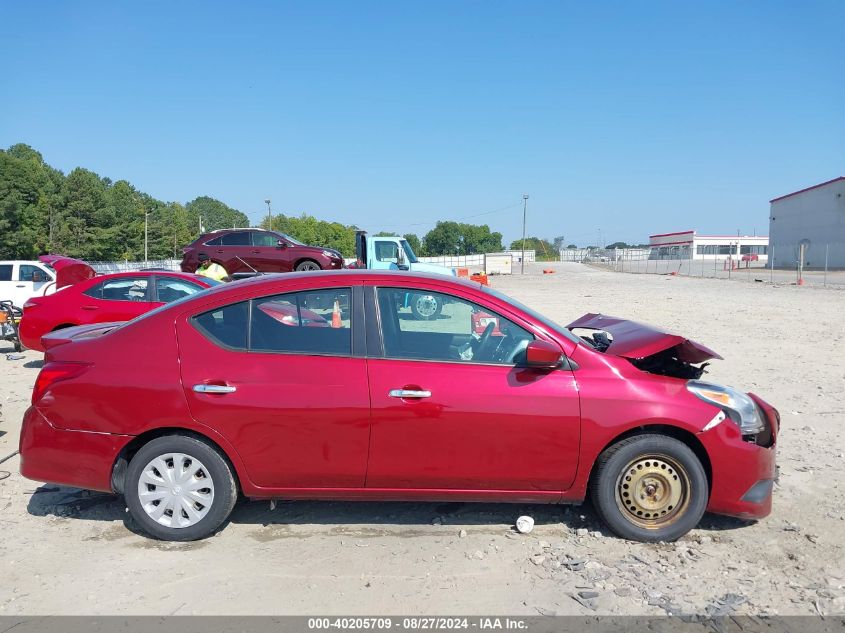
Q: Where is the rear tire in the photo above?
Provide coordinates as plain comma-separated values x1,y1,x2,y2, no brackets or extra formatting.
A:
295,260,321,272
589,434,708,542
125,435,237,541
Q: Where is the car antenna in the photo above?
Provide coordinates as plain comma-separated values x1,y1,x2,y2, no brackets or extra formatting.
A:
235,256,263,276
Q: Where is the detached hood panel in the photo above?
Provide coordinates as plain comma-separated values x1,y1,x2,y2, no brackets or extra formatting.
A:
567,313,722,363
39,255,96,289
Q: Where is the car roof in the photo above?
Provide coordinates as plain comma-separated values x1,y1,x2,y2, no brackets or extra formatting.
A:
204,269,477,294
0,260,49,266
92,270,211,281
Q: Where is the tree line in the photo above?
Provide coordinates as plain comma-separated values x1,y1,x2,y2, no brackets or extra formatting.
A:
2,143,564,261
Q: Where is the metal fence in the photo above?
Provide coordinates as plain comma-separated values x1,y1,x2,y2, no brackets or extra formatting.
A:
588,243,845,288
89,251,534,275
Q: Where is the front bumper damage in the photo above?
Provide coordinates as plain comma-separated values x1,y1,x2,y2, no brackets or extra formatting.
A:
700,393,779,520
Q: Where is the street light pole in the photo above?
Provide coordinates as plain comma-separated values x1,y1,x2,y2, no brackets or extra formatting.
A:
144,210,151,264
521,194,529,274
265,199,272,227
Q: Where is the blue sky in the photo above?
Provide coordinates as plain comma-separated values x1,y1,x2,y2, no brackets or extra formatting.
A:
2,1,843,246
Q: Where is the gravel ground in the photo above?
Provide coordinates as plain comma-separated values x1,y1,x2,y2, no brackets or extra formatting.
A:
0,262,843,615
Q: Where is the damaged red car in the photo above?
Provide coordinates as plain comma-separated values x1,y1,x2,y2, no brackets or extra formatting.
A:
19,271,778,542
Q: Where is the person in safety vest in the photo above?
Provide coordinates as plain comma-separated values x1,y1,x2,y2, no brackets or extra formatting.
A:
196,253,230,282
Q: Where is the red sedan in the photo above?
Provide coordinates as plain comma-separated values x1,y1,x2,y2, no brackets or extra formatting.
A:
19,271,778,542
19,267,219,352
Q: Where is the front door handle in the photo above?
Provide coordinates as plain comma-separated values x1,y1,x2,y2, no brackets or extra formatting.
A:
81,305,99,311
389,389,432,399
193,384,237,394
251,250,261,254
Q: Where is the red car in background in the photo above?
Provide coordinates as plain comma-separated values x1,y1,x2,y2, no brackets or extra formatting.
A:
19,271,778,543
19,267,218,352
180,228,344,277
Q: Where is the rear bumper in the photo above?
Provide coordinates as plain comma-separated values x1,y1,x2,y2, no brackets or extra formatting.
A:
19,406,131,492
18,317,45,352
700,397,778,520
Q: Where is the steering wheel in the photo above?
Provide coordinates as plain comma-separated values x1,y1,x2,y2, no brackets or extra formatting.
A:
474,322,497,361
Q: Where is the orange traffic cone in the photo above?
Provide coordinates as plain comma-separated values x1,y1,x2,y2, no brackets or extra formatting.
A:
331,299,342,328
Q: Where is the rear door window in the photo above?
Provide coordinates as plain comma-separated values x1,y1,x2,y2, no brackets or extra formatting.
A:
84,277,150,301
220,232,251,246
250,289,351,355
192,289,352,355
0,265,12,281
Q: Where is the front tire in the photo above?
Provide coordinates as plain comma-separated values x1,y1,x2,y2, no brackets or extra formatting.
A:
125,435,237,541
589,434,708,542
295,260,321,272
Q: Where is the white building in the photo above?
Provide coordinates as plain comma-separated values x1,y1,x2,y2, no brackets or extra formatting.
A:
648,230,769,261
769,177,845,269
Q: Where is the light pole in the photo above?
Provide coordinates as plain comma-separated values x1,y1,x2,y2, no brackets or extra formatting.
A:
265,199,272,227
144,209,152,264
521,194,529,274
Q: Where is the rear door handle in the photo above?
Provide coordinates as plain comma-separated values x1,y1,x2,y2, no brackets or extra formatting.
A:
193,384,237,394
251,250,261,254
81,305,99,311
389,389,432,399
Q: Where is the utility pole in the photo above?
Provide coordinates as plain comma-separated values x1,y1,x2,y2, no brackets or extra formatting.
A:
265,199,272,227
521,194,529,274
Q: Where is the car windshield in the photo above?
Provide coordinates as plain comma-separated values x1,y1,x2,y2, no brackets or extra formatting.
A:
401,240,419,264
482,285,580,344
276,232,305,246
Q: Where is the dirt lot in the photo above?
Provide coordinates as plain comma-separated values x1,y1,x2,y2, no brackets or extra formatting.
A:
1,263,844,616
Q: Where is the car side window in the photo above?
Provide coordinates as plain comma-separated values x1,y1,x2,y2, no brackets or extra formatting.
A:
19,264,51,282
204,236,223,246
84,277,149,301
220,232,250,246
192,301,249,350
0,264,14,281
252,232,279,247
375,241,399,263
250,288,351,355
155,277,204,303
376,288,534,365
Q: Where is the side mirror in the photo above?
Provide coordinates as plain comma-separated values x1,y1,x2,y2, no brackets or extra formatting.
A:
523,340,563,369
277,240,287,248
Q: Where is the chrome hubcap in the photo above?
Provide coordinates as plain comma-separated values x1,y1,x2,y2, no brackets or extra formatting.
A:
415,295,438,317
299,262,319,271
615,454,690,528
137,452,215,529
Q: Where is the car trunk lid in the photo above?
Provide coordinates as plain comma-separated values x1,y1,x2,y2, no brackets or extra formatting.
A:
38,255,97,289
41,322,121,352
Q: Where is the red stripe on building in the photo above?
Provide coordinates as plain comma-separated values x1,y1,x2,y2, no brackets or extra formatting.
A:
770,177,845,203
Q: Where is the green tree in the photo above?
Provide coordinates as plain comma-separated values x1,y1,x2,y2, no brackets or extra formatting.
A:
423,221,503,256
509,236,555,257
262,213,358,257
186,196,249,233
403,233,422,256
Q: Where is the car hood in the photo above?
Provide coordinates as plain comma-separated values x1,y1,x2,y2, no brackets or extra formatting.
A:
409,261,456,276
566,313,722,363
38,255,96,289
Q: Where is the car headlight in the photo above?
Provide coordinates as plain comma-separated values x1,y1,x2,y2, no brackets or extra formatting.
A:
322,250,339,259
687,380,765,435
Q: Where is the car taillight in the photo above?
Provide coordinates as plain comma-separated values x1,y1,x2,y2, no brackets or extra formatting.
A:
23,300,38,310
32,361,91,405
